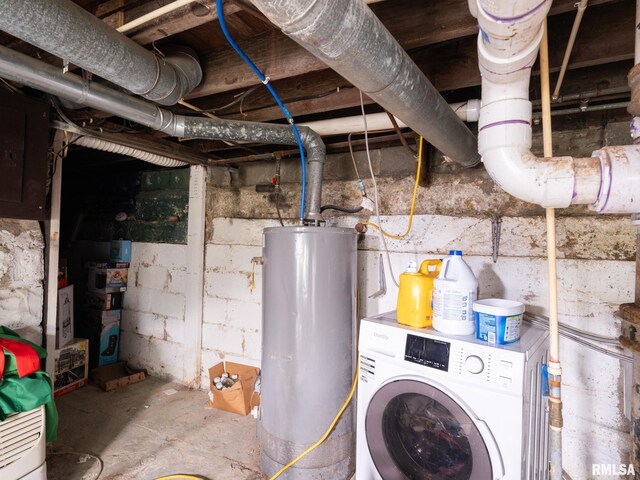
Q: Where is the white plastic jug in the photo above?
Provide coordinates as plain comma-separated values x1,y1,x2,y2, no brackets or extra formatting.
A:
432,250,478,335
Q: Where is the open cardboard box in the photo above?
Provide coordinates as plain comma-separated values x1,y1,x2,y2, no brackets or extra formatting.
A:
208,361,259,416
91,361,146,392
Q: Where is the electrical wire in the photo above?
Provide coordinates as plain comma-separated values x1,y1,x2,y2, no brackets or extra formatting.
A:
347,132,363,180
152,475,210,480
217,84,354,117
359,91,399,289
216,0,306,220
362,136,423,240
172,84,261,115
178,99,218,119
47,451,104,480
385,111,416,155
268,363,359,480
524,313,631,363
320,204,364,214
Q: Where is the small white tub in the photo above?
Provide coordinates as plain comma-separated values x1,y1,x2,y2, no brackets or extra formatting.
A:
473,298,524,344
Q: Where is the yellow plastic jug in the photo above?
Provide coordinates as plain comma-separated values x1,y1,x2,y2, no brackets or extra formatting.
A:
396,259,442,328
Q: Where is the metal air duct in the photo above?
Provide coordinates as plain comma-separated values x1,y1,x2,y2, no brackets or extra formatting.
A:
0,0,202,105
249,0,481,167
0,45,325,221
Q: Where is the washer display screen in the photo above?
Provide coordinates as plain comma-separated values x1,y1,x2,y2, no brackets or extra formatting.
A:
405,334,450,371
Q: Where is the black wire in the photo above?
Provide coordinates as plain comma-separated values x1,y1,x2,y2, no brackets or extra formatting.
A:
320,204,364,214
172,84,262,115
217,84,355,117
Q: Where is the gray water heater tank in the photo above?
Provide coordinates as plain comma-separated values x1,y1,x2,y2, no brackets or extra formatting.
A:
260,226,357,479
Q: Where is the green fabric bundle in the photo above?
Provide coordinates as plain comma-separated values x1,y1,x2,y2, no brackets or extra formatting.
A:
0,326,58,441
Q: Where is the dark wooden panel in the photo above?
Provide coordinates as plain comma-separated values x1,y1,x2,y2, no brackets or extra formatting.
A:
0,106,26,203
0,90,49,220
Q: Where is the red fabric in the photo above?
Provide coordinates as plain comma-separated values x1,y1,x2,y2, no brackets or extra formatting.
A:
0,338,40,380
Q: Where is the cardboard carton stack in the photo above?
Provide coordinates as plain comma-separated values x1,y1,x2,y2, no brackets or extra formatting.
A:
78,240,131,370
54,262,90,397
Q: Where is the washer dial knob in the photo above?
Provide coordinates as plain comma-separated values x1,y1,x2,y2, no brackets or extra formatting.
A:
465,355,484,374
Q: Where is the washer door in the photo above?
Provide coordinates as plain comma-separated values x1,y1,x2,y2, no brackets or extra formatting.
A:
365,379,493,480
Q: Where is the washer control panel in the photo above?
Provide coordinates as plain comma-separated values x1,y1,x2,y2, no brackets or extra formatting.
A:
404,333,450,371
465,355,484,374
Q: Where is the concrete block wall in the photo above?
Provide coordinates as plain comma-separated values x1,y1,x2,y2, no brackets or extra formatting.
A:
0,218,44,344
203,214,635,479
200,218,269,389
335,214,634,479
120,242,188,382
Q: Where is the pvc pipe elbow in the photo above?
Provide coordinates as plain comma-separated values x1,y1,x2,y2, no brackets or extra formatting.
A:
480,145,576,208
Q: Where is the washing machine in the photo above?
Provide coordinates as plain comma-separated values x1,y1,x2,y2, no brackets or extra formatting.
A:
356,312,549,480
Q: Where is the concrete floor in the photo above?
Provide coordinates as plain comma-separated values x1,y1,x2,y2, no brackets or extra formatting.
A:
47,376,263,480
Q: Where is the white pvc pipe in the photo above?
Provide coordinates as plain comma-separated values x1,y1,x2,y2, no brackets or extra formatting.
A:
299,101,480,136
552,0,588,100
474,0,604,209
117,0,196,34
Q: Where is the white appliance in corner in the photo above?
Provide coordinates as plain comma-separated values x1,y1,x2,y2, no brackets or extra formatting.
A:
356,312,549,479
0,406,47,480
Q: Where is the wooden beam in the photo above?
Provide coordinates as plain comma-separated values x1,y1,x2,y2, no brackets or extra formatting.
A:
0,1,242,66
125,1,242,45
425,0,634,91
187,0,622,99
187,1,633,123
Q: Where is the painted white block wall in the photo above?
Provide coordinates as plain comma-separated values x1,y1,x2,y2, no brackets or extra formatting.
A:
203,214,635,479
121,242,188,382
0,219,45,344
200,220,269,388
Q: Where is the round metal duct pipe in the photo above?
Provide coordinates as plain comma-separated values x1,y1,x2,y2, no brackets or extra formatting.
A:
0,0,202,105
260,226,357,479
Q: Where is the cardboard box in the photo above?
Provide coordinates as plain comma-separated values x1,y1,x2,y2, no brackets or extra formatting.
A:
80,309,121,368
53,338,89,398
91,361,146,392
85,291,124,311
110,240,132,263
56,285,74,348
85,261,129,293
207,362,260,416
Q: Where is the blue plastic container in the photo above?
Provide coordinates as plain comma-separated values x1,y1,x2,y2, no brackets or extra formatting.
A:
474,298,524,344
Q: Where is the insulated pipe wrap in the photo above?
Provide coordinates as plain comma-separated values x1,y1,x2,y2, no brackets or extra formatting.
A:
250,0,480,167
0,0,202,105
73,135,186,167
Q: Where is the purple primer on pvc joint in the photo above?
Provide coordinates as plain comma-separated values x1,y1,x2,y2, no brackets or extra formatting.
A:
481,0,549,24
599,159,614,211
479,119,530,132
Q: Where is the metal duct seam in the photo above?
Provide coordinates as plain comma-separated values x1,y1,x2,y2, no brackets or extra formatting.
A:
71,135,186,168
0,0,202,105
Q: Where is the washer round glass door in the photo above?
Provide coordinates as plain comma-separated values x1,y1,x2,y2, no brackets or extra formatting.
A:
365,379,493,479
